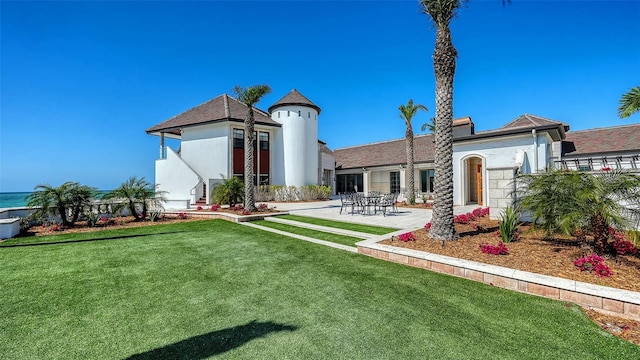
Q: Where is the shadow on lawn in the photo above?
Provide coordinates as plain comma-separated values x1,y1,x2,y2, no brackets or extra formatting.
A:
0,231,187,248
125,320,298,359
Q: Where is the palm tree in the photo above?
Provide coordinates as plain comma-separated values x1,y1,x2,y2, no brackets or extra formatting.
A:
420,0,510,240
516,168,640,254
104,177,165,220
420,117,436,133
399,99,428,204
420,0,465,241
618,86,640,118
26,182,96,226
233,84,272,212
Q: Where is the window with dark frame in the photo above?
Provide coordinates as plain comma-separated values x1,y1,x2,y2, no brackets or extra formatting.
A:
233,129,244,148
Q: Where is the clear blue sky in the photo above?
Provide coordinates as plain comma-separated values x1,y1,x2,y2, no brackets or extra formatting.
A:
1,1,638,192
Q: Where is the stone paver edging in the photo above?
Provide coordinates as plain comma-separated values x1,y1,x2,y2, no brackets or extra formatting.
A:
242,222,358,253
357,236,640,320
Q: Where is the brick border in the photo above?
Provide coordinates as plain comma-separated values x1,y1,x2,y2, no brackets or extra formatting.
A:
358,242,640,320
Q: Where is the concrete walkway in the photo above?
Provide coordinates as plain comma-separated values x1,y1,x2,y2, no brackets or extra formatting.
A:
265,198,480,231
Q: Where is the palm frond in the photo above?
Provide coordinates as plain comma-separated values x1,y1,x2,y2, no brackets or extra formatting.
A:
618,86,640,118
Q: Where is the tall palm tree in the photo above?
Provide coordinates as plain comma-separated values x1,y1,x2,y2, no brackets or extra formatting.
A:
399,99,428,204
618,86,640,118
420,117,436,133
420,0,466,241
233,84,271,212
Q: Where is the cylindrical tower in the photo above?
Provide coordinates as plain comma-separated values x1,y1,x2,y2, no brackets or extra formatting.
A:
269,89,321,187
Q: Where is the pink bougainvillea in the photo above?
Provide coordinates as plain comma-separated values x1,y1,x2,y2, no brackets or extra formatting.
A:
398,232,416,242
574,254,612,277
479,242,509,255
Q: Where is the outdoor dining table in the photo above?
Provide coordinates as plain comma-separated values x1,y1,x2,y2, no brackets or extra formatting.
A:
362,194,383,215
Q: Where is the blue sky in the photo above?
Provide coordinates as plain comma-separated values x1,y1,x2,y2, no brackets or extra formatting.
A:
1,0,638,192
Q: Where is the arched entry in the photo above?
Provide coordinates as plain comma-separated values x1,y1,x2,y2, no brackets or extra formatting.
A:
463,156,484,205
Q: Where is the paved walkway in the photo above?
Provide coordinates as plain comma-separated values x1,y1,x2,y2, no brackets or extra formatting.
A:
265,198,481,231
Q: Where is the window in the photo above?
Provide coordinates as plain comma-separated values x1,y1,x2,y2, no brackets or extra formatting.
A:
308,111,311,118
233,129,243,148
298,110,301,116
259,132,269,151
578,165,591,171
390,172,400,193
420,169,435,193
336,174,363,193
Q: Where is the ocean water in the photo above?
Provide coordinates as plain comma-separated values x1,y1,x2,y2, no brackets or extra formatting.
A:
0,192,31,209
0,191,112,209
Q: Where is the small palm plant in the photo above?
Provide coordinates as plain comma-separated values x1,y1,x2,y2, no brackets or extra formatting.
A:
516,168,640,254
212,176,245,207
104,177,165,221
26,182,97,226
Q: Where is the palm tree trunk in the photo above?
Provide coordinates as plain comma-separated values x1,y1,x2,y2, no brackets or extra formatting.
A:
245,108,257,212
429,25,459,241
406,127,415,204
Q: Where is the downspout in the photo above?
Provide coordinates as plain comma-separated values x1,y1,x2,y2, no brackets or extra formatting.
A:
532,129,538,173
160,132,165,159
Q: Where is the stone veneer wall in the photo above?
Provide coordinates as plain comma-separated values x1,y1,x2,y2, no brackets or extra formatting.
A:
487,167,517,220
358,243,640,320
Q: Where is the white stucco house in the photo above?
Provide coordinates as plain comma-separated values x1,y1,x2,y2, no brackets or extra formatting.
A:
146,89,335,209
147,89,640,216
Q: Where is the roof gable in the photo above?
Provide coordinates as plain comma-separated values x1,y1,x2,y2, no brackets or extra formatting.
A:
146,94,278,135
268,89,321,114
501,114,565,130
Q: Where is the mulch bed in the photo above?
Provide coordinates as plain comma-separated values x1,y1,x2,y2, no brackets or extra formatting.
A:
379,216,640,345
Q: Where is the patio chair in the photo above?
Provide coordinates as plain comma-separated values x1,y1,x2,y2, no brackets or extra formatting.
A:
377,193,396,217
339,192,355,214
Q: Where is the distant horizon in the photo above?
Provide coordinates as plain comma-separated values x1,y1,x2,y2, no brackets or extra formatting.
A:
2,1,638,192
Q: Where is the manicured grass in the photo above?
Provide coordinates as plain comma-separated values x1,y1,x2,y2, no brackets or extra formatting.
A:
252,219,363,247
1,219,637,359
277,214,398,235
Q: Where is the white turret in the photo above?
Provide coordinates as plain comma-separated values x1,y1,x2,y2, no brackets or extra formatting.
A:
269,89,321,187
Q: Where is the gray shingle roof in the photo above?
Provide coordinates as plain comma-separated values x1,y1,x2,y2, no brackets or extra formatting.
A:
334,134,435,169
501,114,566,129
146,94,279,135
562,123,640,156
268,89,321,114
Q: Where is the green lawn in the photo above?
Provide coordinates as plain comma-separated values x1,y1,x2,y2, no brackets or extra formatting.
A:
277,214,398,235
252,219,363,247
1,220,637,359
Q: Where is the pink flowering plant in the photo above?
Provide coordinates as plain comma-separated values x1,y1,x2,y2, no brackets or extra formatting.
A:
196,206,203,211
479,242,509,255
573,254,612,277
177,212,188,219
398,232,416,242
210,204,219,211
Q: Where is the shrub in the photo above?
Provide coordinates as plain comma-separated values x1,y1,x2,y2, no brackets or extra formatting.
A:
454,214,471,224
210,205,219,211
574,254,612,277
424,222,432,230
499,206,520,243
149,210,163,222
212,176,245,206
176,212,187,220
398,232,416,242
241,209,251,215
85,212,99,227
479,242,509,255
196,206,203,211
515,168,640,254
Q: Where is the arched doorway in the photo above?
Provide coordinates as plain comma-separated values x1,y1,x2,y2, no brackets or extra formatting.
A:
464,156,484,205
